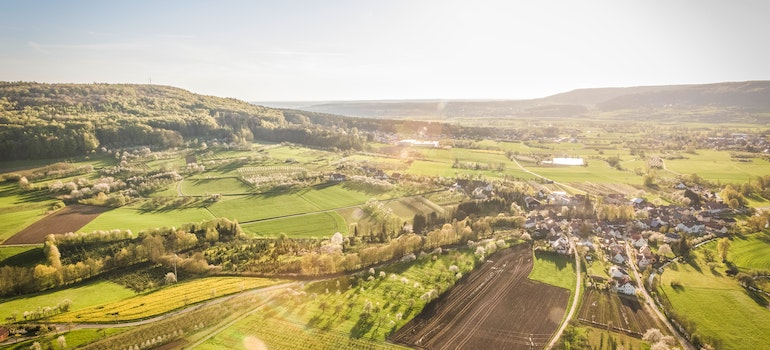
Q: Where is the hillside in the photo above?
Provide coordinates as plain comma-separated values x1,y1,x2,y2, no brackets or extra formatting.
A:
0,82,370,161
267,81,770,123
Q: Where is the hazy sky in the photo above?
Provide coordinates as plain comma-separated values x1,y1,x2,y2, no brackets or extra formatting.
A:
1,0,769,101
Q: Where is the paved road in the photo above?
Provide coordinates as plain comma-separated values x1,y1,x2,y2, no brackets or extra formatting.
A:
546,238,581,350
624,242,695,350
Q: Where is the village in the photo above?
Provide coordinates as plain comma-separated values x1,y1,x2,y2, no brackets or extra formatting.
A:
521,185,736,297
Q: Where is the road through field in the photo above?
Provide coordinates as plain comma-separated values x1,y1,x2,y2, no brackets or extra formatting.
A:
624,242,694,350
510,157,586,195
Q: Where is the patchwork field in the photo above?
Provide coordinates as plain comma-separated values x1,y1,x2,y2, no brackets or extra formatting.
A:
2,204,112,245
390,245,570,350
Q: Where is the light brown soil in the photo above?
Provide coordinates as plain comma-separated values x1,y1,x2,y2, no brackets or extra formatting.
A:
3,204,111,245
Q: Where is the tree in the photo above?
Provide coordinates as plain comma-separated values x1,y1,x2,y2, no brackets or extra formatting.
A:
57,335,67,349
717,238,731,262
657,244,673,258
164,272,177,285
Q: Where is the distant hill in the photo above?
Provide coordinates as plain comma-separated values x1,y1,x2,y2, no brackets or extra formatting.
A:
260,81,770,123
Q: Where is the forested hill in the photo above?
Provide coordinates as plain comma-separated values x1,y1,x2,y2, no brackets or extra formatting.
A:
0,82,507,161
0,82,364,161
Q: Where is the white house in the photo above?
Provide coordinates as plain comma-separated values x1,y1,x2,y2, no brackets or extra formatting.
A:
550,235,570,255
615,280,636,295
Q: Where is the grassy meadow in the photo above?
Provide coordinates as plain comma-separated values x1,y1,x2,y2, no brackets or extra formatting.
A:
529,250,577,292
656,240,770,350
728,232,770,272
242,211,348,238
0,281,134,323
78,204,214,233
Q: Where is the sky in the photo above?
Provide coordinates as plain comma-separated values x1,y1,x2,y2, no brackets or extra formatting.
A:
1,0,769,101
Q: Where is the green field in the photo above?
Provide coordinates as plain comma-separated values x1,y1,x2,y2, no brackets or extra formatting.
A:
78,205,214,233
0,246,43,267
181,176,252,196
49,277,288,323
242,212,348,238
663,149,770,184
729,232,770,272
0,281,134,323
209,185,375,223
529,250,577,292
657,244,770,349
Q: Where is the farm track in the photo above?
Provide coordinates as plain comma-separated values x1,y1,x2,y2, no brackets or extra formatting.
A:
390,245,570,350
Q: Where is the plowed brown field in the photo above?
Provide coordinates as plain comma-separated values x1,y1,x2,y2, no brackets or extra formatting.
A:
578,289,664,337
390,244,570,349
2,204,111,245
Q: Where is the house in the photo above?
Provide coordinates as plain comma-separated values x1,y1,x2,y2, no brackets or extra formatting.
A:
676,222,705,235
524,196,541,209
330,173,347,182
550,235,570,255
614,278,637,295
637,254,651,269
185,154,197,165
608,265,629,279
0,326,8,342
612,252,627,265
664,233,681,243
630,234,647,248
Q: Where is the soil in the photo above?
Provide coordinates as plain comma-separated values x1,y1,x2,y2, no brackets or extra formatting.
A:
389,244,570,349
2,204,111,245
578,288,665,336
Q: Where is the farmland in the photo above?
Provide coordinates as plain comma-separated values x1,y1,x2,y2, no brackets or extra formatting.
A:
0,281,134,323
48,277,288,323
1,82,770,350
391,245,570,349
3,204,111,244
578,289,664,336
656,241,770,349
728,232,770,272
